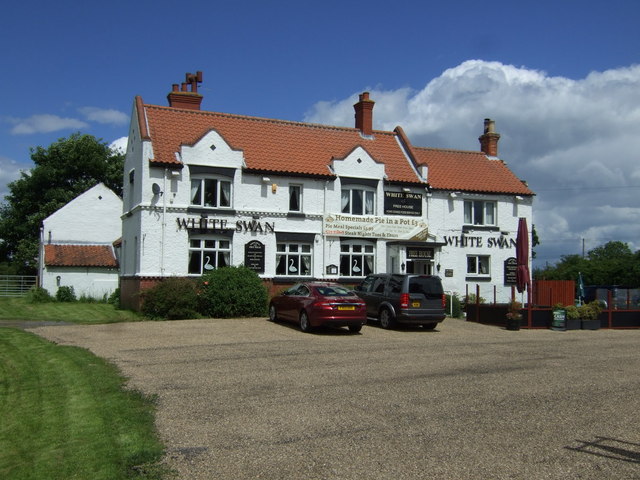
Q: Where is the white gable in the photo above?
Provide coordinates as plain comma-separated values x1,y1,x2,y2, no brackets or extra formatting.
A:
181,130,244,169
331,146,385,180
42,183,122,244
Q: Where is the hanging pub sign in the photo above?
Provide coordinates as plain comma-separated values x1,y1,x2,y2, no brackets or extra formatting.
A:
244,240,265,273
406,247,434,260
383,191,422,216
504,257,517,285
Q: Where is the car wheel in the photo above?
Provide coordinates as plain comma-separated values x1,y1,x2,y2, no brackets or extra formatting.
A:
299,311,312,332
348,325,362,333
268,304,278,322
379,308,395,329
422,323,437,330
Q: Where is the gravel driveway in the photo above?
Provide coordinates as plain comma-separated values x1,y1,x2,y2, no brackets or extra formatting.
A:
29,318,640,479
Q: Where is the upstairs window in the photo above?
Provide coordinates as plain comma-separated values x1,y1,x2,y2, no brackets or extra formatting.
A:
341,188,375,215
191,178,232,208
464,200,495,226
289,184,302,212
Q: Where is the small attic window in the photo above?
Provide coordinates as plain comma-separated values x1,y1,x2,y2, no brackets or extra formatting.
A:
357,158,362,164
210,144,216,151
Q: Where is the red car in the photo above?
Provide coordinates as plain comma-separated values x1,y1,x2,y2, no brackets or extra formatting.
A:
268,282,367,333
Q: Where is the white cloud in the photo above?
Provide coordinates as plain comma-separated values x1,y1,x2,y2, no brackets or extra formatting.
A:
0,155,24,202
304,60,640,266
79,107,128,126
109,136,128,154
8,114,88,135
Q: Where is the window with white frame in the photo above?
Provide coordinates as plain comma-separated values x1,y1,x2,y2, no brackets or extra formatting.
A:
464,200,496,226
188,238,231,274
190,178,232,208
289,184,302,212
467,255,490,276
341,187,375,215
340,241,374,277
276,243,312,276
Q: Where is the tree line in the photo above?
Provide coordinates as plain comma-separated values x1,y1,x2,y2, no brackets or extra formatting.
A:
534,241,640,286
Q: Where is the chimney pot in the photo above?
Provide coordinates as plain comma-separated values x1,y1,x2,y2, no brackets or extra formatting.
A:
354,91,375,136
167,72,204,110
479,118,500,156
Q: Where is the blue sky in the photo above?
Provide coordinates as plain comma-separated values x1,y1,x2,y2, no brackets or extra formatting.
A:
2,0,639,268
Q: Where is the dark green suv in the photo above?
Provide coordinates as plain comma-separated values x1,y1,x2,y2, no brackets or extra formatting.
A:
355,274,446,329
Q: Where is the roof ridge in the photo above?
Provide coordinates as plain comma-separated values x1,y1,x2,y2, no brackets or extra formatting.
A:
414,146,486,155
144,103,397,136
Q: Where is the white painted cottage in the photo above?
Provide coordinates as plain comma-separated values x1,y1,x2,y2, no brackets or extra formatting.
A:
39,183,122,299
120,72,534,310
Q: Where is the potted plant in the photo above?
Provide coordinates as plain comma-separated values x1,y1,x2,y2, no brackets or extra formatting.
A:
505,300,522,331
564,305,581,330
578,301,602,330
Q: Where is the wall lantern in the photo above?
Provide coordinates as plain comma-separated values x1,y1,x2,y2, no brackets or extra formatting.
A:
401,262,406,272
326,264,338,275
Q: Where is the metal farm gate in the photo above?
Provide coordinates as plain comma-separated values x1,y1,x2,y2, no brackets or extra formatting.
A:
0,276,38,297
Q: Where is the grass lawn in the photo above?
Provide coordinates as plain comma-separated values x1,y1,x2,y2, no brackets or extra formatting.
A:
0,297,142,324
0,328,172,480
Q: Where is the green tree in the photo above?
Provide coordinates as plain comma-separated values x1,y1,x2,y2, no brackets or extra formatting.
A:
534,241,640,286
0,133,124,272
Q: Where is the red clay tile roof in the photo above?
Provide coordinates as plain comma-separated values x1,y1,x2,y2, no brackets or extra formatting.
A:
413,147,534,195
138,98,534,195
44,244,118,268
141,103,423,183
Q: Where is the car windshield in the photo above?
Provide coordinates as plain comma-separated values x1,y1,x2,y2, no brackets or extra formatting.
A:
316,286,352,296
408,277,444,296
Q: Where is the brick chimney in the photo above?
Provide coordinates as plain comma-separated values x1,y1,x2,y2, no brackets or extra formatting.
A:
167,71,203,110
479,118,500,156
354,92,375,136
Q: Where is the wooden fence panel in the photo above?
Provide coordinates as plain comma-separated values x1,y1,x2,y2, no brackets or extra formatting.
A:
533,280,575,306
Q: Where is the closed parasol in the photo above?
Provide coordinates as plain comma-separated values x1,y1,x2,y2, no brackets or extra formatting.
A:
515,217,530,294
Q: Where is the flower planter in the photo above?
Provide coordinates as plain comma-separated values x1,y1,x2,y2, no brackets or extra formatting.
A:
581,319,600,330
566,318,581,330
506,317,521,331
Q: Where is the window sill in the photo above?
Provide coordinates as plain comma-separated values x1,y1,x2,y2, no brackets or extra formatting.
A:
465,276,492,282
462,225,499,232
187,207,236,215
286,212,306,218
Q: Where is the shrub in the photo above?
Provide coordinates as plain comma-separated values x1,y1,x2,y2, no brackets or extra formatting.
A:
445,293,462,318
565,305,580,320
26,286,53,304
108,288,120,307
141,278,199,320
198,266,268,318
465,293,486,304
578,301,602,320
56,286,76,302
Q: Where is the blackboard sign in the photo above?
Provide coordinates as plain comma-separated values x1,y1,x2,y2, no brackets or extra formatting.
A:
244,240,265,273
551,309,566,331
504,257,517,285
384,191,422,216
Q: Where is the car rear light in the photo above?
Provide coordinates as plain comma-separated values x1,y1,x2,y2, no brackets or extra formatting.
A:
400,293,410,308
313,301,333,310
441,294,446,309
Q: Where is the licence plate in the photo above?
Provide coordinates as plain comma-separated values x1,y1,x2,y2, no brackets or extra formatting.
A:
338,306,355,311
412,302,420,308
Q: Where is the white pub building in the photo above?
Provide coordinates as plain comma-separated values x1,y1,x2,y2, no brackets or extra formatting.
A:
120,72,534,310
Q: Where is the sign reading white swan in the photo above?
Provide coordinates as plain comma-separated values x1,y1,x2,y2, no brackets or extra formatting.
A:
323,214,429,240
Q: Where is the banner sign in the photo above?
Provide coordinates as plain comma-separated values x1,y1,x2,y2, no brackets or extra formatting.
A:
384,191,422,216
323,214,429,241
